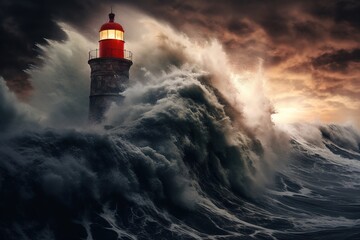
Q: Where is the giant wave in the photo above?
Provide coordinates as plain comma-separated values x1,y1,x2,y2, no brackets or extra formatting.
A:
0,16,359,240
1,67,359,239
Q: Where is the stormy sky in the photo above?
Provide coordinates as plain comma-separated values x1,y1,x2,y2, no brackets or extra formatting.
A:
0,0,359,125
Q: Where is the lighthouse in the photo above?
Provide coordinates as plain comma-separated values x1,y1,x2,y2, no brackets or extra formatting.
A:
88,11,133,123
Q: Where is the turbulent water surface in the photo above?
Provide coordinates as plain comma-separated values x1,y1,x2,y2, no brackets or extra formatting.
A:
0,67,359,240
0,17,360,239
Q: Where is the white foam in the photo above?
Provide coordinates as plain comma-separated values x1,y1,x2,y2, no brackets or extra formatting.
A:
293,216,360,230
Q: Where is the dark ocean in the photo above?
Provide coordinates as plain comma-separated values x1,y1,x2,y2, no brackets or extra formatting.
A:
0,65,359,240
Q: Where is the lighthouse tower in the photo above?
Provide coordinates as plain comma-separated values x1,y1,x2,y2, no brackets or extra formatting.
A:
88,11,133,123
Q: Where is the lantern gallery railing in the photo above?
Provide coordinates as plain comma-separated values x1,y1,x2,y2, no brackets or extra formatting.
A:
88,49,133,61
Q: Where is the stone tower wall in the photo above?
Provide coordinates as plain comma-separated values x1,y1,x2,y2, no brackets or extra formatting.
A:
88,58,132,123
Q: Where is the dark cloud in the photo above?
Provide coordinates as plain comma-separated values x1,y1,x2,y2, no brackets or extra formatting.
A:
335,0,360,27
312,49,360,72
227,19,255,35
0,0,97,97
259,13,290,39
0,0,360,113
292,21,325,41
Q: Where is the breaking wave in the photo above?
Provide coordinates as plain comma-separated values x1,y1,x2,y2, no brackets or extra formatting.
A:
0,16,359,240
1,68,360,239
0,67,269,238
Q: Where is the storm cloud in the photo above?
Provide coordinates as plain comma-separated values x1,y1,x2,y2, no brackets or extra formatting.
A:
0,0,359,124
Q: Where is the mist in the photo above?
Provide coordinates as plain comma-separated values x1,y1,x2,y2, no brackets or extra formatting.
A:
0,6,292,190
1,4,359,240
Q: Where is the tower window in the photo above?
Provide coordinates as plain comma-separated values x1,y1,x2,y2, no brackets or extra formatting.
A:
99,30,124,40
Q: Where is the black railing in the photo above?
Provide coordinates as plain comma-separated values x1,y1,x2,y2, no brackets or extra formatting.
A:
89,49,133,61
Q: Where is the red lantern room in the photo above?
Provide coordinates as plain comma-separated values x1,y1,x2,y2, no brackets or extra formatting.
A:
99,12,125,58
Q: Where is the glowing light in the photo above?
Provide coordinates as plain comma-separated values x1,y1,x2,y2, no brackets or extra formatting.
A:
99,30,124,40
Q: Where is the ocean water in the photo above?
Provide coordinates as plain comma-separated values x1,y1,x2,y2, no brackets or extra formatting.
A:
0,67,359,240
